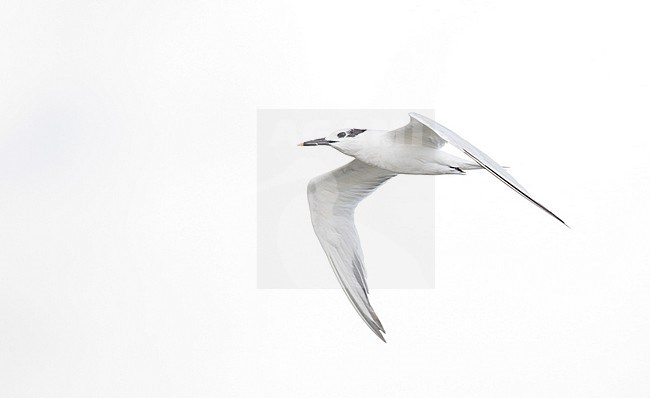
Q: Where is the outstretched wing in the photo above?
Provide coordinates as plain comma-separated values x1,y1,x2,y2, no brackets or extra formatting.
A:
400,113,567,226
307,159,397,342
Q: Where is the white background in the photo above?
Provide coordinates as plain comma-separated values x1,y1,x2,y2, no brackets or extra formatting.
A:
1,0,649,396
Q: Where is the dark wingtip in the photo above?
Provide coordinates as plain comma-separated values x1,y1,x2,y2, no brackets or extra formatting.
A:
549,212,570,229
370,322,387,342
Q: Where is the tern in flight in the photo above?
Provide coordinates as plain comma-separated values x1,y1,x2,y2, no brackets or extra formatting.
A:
299,113,566,342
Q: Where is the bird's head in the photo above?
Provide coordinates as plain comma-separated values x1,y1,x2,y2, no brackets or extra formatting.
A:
298,128,367,155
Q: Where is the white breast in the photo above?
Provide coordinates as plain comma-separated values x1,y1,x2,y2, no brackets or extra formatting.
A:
357,144,455,174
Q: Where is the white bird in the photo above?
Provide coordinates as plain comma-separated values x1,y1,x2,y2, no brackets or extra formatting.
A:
299,112,566,342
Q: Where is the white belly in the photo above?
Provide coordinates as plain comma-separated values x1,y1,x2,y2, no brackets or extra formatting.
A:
354,144,478,175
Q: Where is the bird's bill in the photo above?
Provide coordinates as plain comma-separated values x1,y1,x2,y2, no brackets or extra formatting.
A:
298,137,333,146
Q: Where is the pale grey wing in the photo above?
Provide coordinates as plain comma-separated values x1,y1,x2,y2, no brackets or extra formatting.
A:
388,115,447,148
403,112,567,226
307,159,397,342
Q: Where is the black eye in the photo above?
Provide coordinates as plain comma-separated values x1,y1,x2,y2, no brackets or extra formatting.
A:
337,132,346,138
